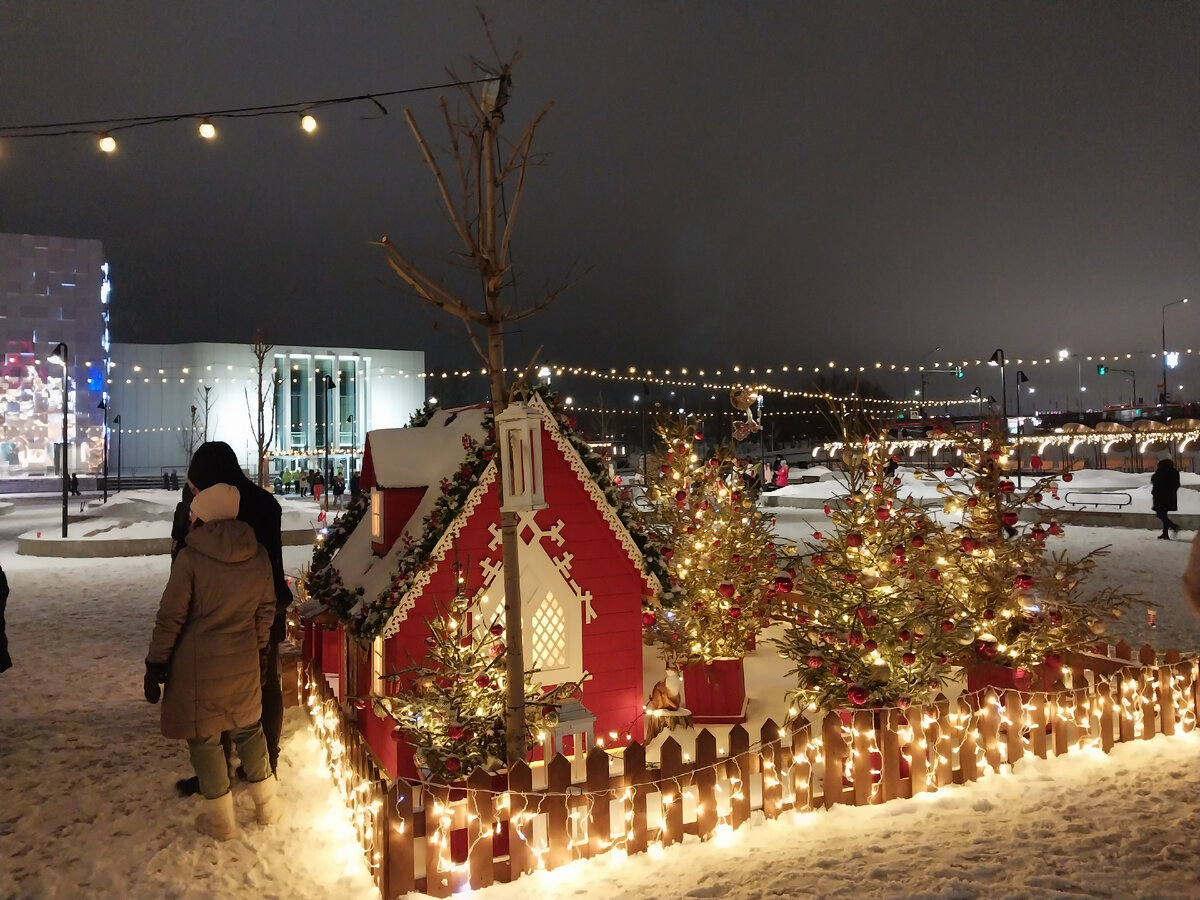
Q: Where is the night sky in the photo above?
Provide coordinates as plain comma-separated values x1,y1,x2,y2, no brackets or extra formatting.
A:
1,2,1196,410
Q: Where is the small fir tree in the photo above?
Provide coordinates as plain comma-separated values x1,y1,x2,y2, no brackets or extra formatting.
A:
775,421,961,713
371,581,582,783
921,422,1136,675
641,416,784,663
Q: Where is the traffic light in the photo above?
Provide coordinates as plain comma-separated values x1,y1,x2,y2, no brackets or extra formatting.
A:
1097,364,1107,375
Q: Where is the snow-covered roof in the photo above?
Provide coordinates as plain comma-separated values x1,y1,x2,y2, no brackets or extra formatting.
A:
367,405,490,488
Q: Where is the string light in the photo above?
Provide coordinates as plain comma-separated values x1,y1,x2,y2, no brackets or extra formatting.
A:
300,112,318,133
198,118,216,140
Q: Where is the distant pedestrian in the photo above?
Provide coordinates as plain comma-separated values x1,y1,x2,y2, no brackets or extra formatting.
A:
1151,458,1181,539
349,471,361,498
297,469,308,497
282,469,293,495
332,472,345,508
312,470,325,503
169,471,179,491
774,456,789,490
162,472,171,490
69,473,80,496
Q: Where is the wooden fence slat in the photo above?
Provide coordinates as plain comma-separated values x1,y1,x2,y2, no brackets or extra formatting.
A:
694,730,718,840
1096,681,1114,752
934,697,952,787
1003,689,1024,767
423,783,451,898
879,709,902,802
507,762,534,880
760,719,783,819
1157,665,1177,736
1114,673,1135,743
728,725,752,829
466,769,495,889
791,722,813,812
1138,644,1157,665
851,710,874,806
821,712,846,808
956,696,978,784
1029,692,1048,759
584,747,611,858
384,779,415,899
1115,640,1132,661
659,737,684,847
1140,668,1158,740
979,689,1002,773
1050,692,1070,755
905,706,928,795
545,754,574,871
621,742,648,856
1072,686,1090,750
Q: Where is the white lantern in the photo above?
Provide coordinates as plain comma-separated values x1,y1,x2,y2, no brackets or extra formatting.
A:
496,401,547,512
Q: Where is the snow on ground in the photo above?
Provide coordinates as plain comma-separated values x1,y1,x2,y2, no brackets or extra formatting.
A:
1,486,1199,900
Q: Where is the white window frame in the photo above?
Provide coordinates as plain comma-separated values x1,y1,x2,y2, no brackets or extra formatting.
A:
371,635,385,695
370,488,382,540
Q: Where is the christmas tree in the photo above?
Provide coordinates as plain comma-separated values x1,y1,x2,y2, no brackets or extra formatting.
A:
641,415,784,663
371,576,583,783
775,417,961,713
921,421,1136,676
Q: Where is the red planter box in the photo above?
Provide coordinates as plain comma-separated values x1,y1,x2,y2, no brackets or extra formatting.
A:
682,658,748,724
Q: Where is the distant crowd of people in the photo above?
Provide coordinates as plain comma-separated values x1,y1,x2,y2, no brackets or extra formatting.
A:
276,467,356,506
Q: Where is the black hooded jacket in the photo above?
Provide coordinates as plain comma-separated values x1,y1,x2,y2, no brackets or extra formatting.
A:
185,441,293,642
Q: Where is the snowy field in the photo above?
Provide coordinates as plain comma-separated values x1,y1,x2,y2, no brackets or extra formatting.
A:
1,482,1199,900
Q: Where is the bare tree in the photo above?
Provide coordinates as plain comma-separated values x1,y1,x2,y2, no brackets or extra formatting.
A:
178,405,200,471
246,329,281,488
197,385,214,441
377,37,585,764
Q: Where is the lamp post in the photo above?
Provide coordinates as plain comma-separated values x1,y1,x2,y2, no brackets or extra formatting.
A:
971,387,984,424
988,349,1007,438
49,342,69,538
113,415,122,492
346,415,355,471
757,392,766,488
1161,298,1188,404
1059,348,1084,414
1016,371,1030,487
98,399,109,503
321,373,335,500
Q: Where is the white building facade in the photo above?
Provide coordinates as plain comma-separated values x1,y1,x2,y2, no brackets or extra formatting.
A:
109,343,425,481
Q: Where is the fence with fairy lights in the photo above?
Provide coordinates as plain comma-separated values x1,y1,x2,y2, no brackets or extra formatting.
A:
300,643,1198,899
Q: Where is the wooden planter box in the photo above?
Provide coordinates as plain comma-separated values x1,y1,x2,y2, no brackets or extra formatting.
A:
682,657,748,724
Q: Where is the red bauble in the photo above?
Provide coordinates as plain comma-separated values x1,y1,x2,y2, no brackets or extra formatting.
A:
872,484,883,494
843,573,857,584
1062,473,1073,482
1048,610,1063,626
1014,573,1034,590
999,480,1015,494
897,629,911,642
729,606,742,618
911,537,925,548
694,432,704,441
901,652,916,665
960,537,977,553
846,533,864,548
847,684,870,706
692,601,705,612
983,609,996,620
675,489,687,502
354,697,368,711
944,467,956,477
448,725,465,740
863,639,878,652
731,553,742,563
897,697,911,709
490,623,504,636
1033,493,1043,503
847,632,864,647
642,612,657,627
967,497,979,508
1030,455,1043,470
774,575,793,592
806,654,823,669
977,641,999,659
927,569,941,583
444,756,462,774
1002,511,1019,527
718,582,736,598
475,674,491,688
823,504,831,515
662,548,675,560
811,554,827,566
1048,522,1061,535
940,619,956,632
876,508,890,521
813,531,823,540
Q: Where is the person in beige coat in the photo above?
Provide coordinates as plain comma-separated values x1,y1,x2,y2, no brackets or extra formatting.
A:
1182,533,1200,621
144,483,282,840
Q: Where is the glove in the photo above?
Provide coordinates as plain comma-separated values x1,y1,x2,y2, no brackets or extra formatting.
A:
144,661,169,704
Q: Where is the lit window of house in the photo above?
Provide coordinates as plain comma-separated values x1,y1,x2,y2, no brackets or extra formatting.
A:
371,635,385,695
370,488,382,539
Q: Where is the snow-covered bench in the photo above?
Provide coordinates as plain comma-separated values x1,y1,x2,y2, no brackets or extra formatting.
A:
1063,490,1133,509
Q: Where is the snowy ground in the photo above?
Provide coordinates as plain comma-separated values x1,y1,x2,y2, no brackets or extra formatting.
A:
1,482,1198,900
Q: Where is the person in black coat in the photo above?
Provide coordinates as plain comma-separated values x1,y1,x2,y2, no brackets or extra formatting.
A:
1151,457,1182,539
0,563,11,673
173,441,293,795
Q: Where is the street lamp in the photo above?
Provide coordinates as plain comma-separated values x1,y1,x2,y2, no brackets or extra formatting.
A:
320,372,335,499
1059,348,1084,414
1161,298,1188,404
971,387,984,423
1016,371,1031,487
113,415,122,492
98,399,109,503
48,342,69,537
988,349,1007,437
346,415,355,471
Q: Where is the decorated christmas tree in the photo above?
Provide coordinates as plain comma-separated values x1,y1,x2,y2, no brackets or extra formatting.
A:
921,421,1136,679
641,414,784,663
370,574,583,783
775,416,962,713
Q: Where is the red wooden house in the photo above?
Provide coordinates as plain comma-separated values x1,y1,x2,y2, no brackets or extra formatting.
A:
305,396,661,780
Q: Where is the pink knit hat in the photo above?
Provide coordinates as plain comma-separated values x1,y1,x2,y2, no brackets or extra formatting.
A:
190,483,241,523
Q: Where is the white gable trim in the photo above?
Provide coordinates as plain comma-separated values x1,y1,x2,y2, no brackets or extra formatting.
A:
378,461,498,639
527,392,662,595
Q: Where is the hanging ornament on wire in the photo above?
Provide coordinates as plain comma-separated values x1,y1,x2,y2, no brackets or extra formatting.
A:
730,385,761,441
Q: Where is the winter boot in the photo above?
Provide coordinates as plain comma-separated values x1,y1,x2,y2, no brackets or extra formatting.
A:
248,776,282,826
194,791,238,841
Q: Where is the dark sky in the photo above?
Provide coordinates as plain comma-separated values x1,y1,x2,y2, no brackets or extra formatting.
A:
1,1,1196,409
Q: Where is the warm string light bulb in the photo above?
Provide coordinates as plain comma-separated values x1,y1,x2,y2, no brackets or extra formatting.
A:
98,133,116,153
301,113,318,133
198,118,217,139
